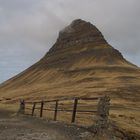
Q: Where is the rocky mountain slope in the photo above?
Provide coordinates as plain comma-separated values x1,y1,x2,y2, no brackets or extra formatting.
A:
0,19,140,138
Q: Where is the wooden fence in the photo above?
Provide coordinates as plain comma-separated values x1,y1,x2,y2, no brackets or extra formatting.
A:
19,96,109,124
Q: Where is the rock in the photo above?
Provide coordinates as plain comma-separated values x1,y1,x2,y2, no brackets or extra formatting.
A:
89,96,110,134
50,19,107,51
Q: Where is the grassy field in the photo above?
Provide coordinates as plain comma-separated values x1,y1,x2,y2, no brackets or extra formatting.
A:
23,98,140,137
1,99,140,140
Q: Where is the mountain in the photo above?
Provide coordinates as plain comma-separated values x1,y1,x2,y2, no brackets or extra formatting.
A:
0,19,140,137
0,19,139,99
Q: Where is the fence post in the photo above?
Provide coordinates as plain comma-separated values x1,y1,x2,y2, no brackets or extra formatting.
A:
54,100,58,121
32,102,36,116
89,96,110,133
40,101,44,117
18,99,25,114
71,98,78,123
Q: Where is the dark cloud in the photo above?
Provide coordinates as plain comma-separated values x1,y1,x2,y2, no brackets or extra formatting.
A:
0,0,140,83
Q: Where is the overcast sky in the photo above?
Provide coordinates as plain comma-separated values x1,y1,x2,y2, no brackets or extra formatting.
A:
0,0,140,83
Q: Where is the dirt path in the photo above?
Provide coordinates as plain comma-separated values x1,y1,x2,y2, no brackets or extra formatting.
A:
0,110,93,140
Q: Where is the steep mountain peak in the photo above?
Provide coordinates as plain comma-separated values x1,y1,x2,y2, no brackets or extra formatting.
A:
51,19,107,50
43,19,136,68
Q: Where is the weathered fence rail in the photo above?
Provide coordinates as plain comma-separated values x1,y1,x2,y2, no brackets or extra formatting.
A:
19,96,110,125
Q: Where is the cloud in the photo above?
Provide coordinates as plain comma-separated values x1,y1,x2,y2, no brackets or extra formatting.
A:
0,0,140,83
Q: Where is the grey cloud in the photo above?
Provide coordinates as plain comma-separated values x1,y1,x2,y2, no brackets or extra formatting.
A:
0,0,140,83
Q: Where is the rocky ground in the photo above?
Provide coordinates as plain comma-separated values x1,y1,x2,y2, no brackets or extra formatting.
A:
0,110,94,140
0,110,140,140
